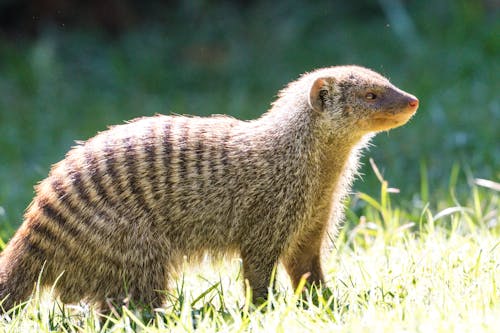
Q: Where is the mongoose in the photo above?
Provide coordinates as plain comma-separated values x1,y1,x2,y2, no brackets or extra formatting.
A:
0,65,418,312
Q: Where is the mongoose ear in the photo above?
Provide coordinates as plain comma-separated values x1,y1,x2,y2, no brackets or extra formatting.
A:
308,77,334,112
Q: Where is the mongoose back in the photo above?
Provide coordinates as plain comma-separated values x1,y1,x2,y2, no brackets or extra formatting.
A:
0,65,419,312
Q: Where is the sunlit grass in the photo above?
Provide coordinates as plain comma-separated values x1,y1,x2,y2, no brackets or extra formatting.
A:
0,1,498,229
1,168,498,332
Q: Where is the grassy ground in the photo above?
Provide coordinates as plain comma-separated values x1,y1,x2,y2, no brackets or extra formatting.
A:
0,0,498,331
0,172,498,332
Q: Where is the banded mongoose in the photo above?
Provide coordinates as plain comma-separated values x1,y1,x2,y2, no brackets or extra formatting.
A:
0,65,419,312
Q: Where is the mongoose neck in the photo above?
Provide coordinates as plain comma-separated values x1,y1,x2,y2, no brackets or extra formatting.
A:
256,100,370,200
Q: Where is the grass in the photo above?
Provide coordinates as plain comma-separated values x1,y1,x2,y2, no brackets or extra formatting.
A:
0,166,498,332
0,1,498,229
0,0,498,331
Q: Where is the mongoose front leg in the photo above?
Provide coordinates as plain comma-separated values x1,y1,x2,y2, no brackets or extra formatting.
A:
282,229,325,291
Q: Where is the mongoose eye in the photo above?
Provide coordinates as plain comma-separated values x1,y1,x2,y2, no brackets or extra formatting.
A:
365,92,377,100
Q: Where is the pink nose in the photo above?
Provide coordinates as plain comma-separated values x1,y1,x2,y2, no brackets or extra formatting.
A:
409,98,419,108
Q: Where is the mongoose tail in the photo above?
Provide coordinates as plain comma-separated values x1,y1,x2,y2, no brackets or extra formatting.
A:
0,229,46,311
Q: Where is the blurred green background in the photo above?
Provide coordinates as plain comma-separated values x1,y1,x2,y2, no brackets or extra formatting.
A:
0,0,498,237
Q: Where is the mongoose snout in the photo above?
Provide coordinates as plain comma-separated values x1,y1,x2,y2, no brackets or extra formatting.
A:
0,65,418,312
354,85,419,132
408,96,419,108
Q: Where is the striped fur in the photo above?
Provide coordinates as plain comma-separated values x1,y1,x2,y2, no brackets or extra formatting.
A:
0,65,418,311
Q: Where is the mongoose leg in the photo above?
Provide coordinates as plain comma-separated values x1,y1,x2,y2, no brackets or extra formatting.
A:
90,270,167,318
282,231,325,291
0,274,34,313
103,260,168,311
126,271,168,310
55,249,169,313
241,248,280,304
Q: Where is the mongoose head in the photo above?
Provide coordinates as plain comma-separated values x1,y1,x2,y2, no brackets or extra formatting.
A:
307,65,419,134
